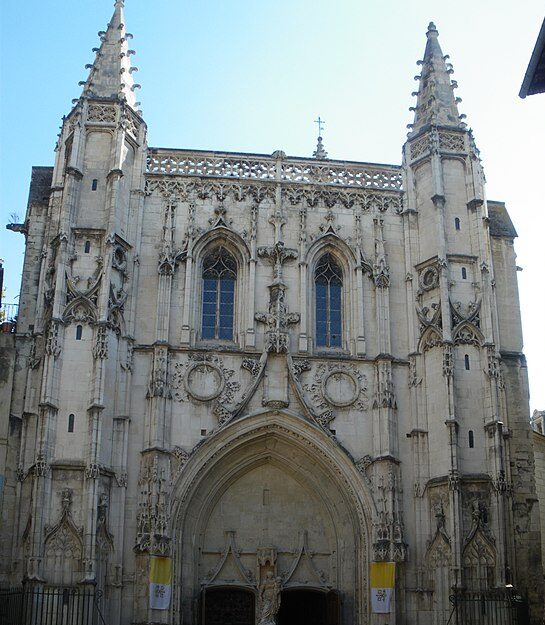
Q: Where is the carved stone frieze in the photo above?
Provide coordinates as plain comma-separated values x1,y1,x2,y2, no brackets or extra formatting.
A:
171,353,240,426
85,462,101,479
92,324,108,360
257,241,298,282
442,343,453,378
33,453,50,477
87,103,117,123
291,359,311,378
373,361,397,409
425,497,452,568
309,208,341,240
302,362,368,417
372,467,406,561
373,257,390,288
417,302,443,351
170,446,190,484
255,281,300,354
513,500,534,535
147,346,171,399
241,357,262,377
28,337,42,370
120,339,134,373
116,473,128,488
450,299,482,347
45,320,62,359
355,455,373,486
419,265,439,292
145,175,402,214
135,453,171,555
63,268,101,325
485,345,504,390
108,284,127,334
408,354,422,387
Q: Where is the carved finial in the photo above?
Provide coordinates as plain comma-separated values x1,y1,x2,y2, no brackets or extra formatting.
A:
313,135,328,160
427,21,438,35
313,116,328,159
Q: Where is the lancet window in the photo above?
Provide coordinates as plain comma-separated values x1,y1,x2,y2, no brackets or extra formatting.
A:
201,247,237,341
315,253,343,348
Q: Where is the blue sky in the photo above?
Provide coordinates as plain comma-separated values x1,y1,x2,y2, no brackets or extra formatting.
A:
1,0,543,409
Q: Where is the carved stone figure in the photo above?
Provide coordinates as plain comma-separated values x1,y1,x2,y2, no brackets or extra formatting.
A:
258,571,282,625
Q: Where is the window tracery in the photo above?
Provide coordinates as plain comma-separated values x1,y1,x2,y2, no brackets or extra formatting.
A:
315,253,343,348
201,247,237,341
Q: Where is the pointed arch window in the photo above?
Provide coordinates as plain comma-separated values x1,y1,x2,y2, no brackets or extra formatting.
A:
315,253,343,348
201,247,237,340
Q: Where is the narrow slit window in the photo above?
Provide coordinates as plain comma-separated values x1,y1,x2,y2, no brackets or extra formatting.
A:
201,247,236,341
76,325,83,340
461,267,467,280
68,413,75,433
455,217,461,231
84,240,91,253
91,179,98,191
468,430,474,448
315,253,343,348
464,354,470,370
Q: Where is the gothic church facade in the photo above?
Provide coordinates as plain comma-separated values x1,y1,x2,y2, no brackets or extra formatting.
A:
1,2,543,624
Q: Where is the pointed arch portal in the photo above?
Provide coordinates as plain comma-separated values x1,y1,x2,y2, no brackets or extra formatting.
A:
171,411,372,625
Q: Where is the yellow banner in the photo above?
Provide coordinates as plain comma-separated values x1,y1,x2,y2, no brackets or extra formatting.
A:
370,562,395,613
150,556,172,585
370,562,395,588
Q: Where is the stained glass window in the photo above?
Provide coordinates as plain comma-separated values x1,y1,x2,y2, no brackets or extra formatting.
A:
315,253,342,348
201,247,237,340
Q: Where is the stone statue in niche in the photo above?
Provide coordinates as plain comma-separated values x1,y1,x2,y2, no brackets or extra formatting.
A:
258,570,282,625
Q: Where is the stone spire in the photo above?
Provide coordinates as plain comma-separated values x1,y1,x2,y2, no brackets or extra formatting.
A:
79,0,140,109
409,22,464,134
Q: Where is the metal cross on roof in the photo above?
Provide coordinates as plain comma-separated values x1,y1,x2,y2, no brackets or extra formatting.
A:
314,116,325,136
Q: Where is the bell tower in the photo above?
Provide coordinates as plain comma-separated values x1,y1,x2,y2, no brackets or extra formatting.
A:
16,2,146,616
403,22,543,619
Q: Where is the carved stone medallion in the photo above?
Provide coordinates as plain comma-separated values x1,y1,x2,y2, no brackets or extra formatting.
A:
322,370,359,407
184,362,225,401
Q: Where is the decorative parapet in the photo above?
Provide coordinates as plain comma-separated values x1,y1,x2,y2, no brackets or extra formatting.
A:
146,148,402,192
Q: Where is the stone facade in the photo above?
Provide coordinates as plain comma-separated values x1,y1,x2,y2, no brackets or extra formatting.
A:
1,4,543,625
531,414,545,615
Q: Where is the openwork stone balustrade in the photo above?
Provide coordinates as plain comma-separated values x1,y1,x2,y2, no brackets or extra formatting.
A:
146,149,403,191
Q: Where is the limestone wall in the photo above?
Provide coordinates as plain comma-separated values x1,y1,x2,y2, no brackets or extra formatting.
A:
533,430,545,581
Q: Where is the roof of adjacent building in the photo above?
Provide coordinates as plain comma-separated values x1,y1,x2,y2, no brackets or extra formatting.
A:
520,17,545,97
488,201,517,238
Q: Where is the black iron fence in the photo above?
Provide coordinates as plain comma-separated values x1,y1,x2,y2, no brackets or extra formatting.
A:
449,588,529,625
0,586,106,625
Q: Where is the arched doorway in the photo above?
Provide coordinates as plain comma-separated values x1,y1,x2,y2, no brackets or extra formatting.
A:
278,588,341,625
171,411,372,625
203,587,255,625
